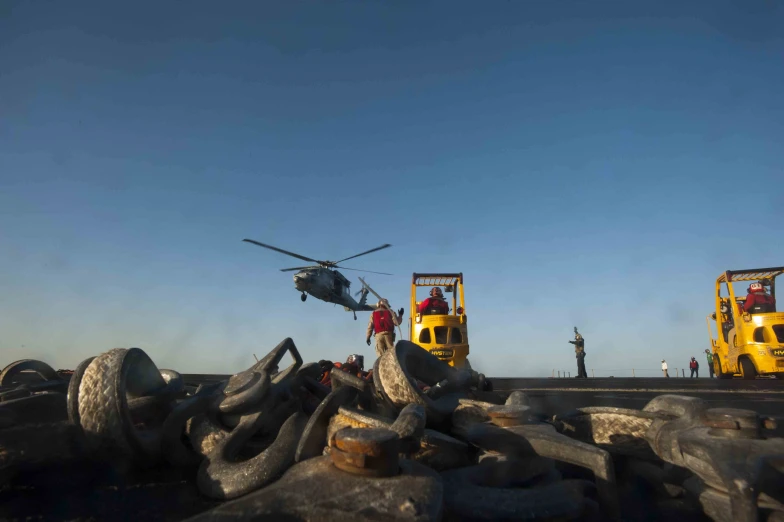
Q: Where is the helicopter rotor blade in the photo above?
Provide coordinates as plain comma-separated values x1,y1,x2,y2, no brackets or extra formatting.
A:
334,244,392,264
243,239,322,264
336,267,393,276
280,266,319,272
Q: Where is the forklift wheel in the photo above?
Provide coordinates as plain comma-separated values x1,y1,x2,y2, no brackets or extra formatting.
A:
739,357,758,380
715,359,732,380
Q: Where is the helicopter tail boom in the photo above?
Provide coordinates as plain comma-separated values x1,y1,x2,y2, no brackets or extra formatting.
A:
357,287,369,308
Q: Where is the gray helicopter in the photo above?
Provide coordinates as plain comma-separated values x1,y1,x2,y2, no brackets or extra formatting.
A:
242,239,393,319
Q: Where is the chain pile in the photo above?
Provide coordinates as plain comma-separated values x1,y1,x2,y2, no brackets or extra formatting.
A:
1,339,783,522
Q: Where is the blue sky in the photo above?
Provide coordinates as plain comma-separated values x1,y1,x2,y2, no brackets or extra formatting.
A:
1,1,782,377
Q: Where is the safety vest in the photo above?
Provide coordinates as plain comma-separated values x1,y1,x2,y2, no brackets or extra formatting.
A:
421,298,449,314
746,292,776,314
373,309,395,333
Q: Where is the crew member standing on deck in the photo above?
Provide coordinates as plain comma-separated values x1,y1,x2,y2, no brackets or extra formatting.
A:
568,329,588,378
366,299,404,358
689,357,699,378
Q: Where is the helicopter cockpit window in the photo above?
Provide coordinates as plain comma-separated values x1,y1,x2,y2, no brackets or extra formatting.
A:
419,328,432,344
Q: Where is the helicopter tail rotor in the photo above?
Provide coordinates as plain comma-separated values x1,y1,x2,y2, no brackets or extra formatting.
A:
356,286,370,308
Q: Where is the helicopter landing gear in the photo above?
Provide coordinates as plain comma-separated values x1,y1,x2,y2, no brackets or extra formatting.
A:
301,293,307,302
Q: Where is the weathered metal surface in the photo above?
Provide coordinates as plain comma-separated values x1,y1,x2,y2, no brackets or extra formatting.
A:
2,341,783,522
196,406,307,500
0,359,63,388
455,419,620,519
185,456,444,522
330,427,401,477
295,385,357,462
0,392,68,425
441,462,597,521
642,395,784,522
486,404,531,427
375,340,490,428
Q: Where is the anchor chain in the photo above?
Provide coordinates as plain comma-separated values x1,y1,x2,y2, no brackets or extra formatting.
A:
1,341,782,522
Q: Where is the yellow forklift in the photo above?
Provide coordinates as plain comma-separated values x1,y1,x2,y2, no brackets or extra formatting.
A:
409,273,470,369
707,266,784,379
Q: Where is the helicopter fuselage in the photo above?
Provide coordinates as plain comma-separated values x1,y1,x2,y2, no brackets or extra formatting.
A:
293,267,352,302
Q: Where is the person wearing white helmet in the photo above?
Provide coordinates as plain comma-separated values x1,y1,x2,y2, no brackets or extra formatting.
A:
742,282,776,314
366,298,404,358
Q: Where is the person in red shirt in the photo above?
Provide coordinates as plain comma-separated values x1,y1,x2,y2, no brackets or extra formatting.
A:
689,357,699,378
417,287,450,315
366,299,404,358
742,282,776,314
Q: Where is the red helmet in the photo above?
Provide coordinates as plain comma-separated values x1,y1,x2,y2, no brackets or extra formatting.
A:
430,287,444,298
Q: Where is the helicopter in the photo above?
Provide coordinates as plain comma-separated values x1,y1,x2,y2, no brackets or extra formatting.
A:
242,239,393,320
